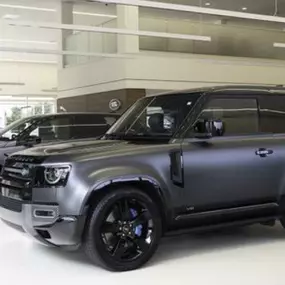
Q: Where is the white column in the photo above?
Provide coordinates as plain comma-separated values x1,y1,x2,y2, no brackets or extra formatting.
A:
116,5,139,53
56,2,73,68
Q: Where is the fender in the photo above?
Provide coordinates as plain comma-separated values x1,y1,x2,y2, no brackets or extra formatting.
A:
79,165,171,215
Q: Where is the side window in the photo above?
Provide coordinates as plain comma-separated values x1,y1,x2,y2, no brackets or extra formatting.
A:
259,96,285,134
104,116,118,127
71,114,109,139
31,116,72,142
192,98,259,136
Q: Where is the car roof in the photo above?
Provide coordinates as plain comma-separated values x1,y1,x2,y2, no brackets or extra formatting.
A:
24,112,120,120
150,85,285,97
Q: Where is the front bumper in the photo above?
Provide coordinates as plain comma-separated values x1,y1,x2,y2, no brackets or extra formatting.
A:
0,197,86,248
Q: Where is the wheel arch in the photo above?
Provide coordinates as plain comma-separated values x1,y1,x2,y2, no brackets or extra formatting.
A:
82,176,171,231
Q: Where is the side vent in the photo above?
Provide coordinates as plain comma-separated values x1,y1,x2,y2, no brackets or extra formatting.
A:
169,149,184,187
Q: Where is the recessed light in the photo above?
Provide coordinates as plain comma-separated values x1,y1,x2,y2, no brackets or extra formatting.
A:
242,7,248,11
0,4,55,12
205,2,211,6
0,39,57,45
3,14,20,20
73,11,117,18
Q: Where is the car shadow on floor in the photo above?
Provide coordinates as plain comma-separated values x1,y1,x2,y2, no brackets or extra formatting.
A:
151,223,285,266
33,223,285,269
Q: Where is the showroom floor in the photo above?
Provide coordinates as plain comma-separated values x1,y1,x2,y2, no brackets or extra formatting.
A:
1,221,285,285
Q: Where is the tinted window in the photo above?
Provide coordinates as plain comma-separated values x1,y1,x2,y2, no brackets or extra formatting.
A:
259,96,285,134
23,116,73,142
72,114,117,139
192,98,259,136
107,93,200,137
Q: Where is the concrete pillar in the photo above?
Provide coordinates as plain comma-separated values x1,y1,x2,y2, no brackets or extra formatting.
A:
117,5,139,53
56,2,73,68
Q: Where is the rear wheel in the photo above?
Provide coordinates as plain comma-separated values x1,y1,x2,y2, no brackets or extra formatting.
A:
83,187,162,271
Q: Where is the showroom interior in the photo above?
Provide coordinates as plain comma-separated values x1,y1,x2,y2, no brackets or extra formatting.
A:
1,0,285,283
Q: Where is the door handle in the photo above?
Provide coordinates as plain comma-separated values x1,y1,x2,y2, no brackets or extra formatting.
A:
255,148,274,157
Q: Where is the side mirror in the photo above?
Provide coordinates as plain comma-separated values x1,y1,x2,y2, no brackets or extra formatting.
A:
194,119,225,139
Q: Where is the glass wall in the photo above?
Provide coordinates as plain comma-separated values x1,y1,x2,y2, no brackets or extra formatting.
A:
0,96,56,130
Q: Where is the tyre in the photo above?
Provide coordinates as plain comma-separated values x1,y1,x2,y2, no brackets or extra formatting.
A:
83,186,162,271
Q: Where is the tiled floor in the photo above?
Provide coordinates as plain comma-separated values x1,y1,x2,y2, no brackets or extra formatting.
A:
1,221,285,285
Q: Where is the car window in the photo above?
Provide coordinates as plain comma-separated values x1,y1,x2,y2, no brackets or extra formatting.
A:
107,93,200,138
26,116,72,142
71,114,117,139
189,98,259,136
259,95,285,134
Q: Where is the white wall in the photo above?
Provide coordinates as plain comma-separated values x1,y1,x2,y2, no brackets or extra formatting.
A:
0,62,57,96
58,51,285,98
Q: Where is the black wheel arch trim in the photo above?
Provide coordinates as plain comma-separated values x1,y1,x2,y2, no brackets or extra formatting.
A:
80,173,172,226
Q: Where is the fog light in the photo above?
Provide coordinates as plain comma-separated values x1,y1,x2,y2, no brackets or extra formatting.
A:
34,209,56,218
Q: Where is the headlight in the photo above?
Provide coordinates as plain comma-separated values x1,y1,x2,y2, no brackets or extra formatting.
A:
43,165,71,186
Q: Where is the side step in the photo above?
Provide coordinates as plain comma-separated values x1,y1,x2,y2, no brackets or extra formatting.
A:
165,216,279,237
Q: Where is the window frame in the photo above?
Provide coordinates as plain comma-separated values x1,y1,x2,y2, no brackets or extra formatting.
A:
181,93,263,140
258,94,285,135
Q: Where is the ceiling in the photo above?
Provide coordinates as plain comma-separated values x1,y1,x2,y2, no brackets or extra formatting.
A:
0,0,285,63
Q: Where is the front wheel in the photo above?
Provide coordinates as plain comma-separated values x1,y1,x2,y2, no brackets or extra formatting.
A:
83,187,162,271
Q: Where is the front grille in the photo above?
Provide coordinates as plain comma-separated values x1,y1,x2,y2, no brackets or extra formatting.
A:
0,156,40,212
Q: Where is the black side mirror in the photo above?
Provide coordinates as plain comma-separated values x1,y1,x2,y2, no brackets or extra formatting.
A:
194,119,225,139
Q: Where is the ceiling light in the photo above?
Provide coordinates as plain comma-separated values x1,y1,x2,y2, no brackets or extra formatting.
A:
0,4,56,12
3,14,19,20
205,3,211,6
73,11,117,18
0,82,25,86
27,97,56,101
41,88,57,92
274,42,285,48
0,39,57,45
0,58,57,64
0,96,13,99
242,7,248,11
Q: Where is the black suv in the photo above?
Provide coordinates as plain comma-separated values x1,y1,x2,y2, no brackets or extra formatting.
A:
1,86,285,271
0,112,119,168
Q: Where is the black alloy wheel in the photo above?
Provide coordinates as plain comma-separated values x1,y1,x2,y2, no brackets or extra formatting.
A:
83,187,162,271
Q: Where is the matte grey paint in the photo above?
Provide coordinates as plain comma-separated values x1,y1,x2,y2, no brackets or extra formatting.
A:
1,85,285,247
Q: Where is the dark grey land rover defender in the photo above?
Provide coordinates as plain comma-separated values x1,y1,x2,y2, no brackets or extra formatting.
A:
1,85,285,271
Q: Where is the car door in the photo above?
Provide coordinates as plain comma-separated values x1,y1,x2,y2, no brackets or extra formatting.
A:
180,95,280,218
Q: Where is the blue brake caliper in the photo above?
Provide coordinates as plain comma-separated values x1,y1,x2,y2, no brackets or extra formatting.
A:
130,208,143,236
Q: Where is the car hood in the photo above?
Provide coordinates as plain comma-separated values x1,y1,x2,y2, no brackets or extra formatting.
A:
13,139,170,162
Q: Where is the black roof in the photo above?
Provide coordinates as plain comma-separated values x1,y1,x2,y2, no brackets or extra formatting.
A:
151,85,285,97
24,112,120,120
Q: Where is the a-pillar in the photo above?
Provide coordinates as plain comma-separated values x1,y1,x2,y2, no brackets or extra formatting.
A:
56,2,73,68
116,5,139,53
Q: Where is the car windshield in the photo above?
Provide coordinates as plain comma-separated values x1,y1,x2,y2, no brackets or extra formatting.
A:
105,92,201,140
0,117,37,141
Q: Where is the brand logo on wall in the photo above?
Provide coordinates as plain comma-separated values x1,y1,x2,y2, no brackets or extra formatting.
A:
109,99,122,111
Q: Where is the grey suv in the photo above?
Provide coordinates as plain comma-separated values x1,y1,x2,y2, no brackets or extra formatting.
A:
1,86,285,271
